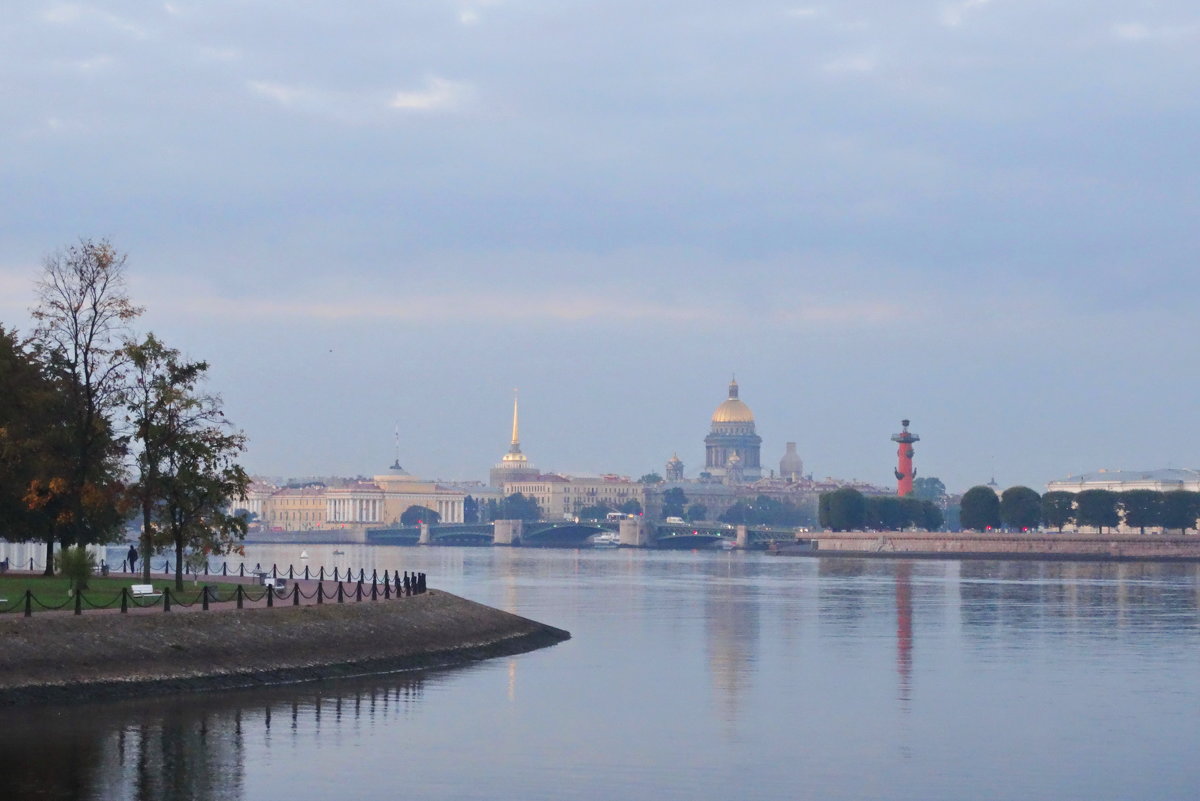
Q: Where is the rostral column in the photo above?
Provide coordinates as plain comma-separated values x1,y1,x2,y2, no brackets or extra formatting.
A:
891,419,920,496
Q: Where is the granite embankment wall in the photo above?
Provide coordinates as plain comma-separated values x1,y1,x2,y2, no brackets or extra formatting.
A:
803,531,1200,560
0,591,569,705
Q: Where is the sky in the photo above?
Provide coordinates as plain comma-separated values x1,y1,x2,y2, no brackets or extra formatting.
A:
2,1,1198,494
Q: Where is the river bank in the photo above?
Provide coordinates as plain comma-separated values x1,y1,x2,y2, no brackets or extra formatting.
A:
0,590,570,706
781,531,1200,561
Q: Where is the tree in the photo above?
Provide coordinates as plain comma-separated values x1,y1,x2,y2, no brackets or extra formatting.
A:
1075,489,1119,533
685,503,708,522
578,504,612,520
157,421,248,590
819,487,866,531
0,326,69,569
960,486,1001,531
463,495,479,523
124,334,212,580
1000,486,1041,531
401,505,440,525
499,492,541,521
921,500,944,531
1161,490,1200,534
1041,491,1075,532
661,487,687,519
618,499,643,515
912,476,947,504
31,239,142,563
1119,490,1162,535
638,473,663,484
865,496,907,530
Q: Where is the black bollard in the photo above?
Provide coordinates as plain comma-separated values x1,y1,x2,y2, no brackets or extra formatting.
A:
384,579,391,600
272,563,278,578
355,582,363,602
359,568,365,583
337,582,345,604
288,564,294,579
304,565,310,580
202,585,209,611
236,584,244,609
372,569,378,584
121,587,128,614
371,580,378,601
267,585,274,607
74,590,82,616
403,573,410,597
24,590,32,617
164,588,172,612
317,583,324,605
239,563,245,577
319,566,325,581
223,562,228,576
292,584,300,606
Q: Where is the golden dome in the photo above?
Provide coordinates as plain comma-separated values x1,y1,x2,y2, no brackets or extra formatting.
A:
711,379,755,423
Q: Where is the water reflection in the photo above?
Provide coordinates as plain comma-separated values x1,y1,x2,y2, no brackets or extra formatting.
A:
0,672,429,801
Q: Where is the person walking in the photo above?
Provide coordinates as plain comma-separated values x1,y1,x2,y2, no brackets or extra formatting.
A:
127,544,139,574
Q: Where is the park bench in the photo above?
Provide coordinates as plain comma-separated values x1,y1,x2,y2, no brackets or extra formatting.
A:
130,584,161,598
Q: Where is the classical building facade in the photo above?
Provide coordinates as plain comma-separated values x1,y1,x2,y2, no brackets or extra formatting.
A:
704,379,762,481
1046,468,1200,494
503,474,647,520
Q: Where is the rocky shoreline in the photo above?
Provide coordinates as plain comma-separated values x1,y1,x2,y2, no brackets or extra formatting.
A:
0,590,570,706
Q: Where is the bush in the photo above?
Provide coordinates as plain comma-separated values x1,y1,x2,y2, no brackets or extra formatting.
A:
55,545,96,591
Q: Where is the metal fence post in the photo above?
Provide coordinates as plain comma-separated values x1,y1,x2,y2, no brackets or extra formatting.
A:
304,565,310,580
337,582,344,604
267,585,274,608
164,588,172,612
236,583,244,609
121,587,128,613
288,564,294,579
202,585,209,611
356,582,363,602
292,584,300,606
74,589,82,615
272,563,278,578
317,583,324,605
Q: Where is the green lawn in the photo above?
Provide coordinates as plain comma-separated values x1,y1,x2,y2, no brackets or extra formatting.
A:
0,576,246,613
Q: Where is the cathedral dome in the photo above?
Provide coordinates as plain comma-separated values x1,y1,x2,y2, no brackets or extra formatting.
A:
711,379,754,424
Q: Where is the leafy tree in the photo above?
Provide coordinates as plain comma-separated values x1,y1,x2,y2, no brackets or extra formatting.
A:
865,496,907,530
1075,489,1119,533
578,504,612,520
921,500,944,531
124,334,212,580
912,476,947,504
661,487,688,519
0,326,68,570
960,486,1001,531
401,505,440,525
685,503,708,522
618,499,643,515
1119,490,1162,535
463,495,479,523
499,492,541,521
638,473,663,484
157,421,248,590
1041,491,1075,532
1000,486,1041,531
1161,490,1200,534
31,239,142,562
819,487,866,531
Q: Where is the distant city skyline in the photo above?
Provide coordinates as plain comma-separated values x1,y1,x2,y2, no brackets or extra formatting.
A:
2,3,1197,494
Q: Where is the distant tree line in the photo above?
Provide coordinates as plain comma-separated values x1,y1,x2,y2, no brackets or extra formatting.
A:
0,239,249,589
818,488,943,532
956,485,1200,534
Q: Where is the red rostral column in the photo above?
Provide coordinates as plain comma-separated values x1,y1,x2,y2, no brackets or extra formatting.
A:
891,419,920,496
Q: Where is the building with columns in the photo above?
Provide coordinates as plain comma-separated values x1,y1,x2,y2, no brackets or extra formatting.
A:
503,474,647,521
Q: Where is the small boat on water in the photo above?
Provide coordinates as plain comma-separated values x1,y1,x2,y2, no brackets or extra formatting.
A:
332,549,346,555
591,532,619,548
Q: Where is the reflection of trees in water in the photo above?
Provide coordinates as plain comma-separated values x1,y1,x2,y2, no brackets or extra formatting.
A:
0,671,428,801
958,561,1200,635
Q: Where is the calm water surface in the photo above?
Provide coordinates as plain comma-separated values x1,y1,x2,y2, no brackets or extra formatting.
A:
2,545,1199,801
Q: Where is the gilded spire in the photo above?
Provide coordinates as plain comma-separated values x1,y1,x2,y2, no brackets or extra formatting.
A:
511,389,520,448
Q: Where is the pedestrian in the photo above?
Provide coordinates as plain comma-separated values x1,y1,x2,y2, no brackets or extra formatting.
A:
127,544,138,574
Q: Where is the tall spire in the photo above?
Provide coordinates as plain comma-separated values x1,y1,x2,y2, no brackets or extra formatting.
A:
510,389,520,450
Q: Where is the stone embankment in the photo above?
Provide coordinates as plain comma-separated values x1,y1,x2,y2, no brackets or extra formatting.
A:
0,591,569,706
783,531,1200,561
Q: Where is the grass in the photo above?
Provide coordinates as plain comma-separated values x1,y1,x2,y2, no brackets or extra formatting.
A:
0,575,246,613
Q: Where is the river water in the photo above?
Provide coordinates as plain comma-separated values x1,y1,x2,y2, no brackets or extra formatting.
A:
3,545,1199,801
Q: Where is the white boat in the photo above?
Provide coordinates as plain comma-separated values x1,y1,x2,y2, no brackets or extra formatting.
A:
591,532,620,548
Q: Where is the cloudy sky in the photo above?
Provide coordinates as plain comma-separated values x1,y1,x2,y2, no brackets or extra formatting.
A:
2,1,1198,493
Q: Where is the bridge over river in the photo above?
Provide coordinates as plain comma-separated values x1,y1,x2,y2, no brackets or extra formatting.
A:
364,520,800,549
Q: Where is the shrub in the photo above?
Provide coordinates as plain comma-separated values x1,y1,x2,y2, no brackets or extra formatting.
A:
55,545,97,591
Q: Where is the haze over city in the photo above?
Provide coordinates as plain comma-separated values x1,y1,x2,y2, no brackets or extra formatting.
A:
2,2,1197,493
